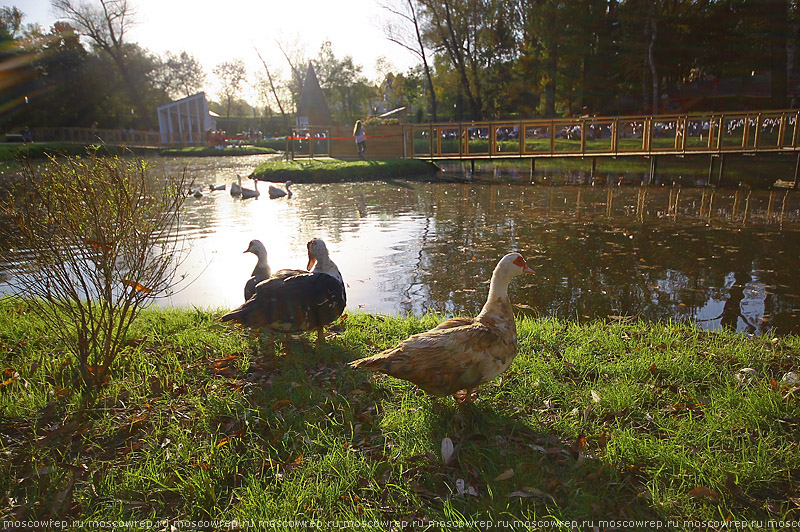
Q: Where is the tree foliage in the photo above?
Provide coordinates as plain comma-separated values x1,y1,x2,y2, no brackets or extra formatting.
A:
156,51,206,99
2,0,800,129
213,59,247,118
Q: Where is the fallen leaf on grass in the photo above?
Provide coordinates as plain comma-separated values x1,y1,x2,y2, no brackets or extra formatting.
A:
271,399,292,411
688,486,722,500
217,429,246,447
590,390,601,403
493,468,515,481
725,473,752,506
509,486,556,502
455,478,478,497
441,437,455,466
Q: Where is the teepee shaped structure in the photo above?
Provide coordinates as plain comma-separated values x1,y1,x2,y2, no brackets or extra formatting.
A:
296,62,332,127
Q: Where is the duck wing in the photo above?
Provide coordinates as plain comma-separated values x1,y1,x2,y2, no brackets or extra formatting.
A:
223,272,345,333
349,320,515,397
244,274,267,301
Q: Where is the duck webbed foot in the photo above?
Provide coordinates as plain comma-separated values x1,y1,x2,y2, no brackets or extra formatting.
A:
453,388,478,405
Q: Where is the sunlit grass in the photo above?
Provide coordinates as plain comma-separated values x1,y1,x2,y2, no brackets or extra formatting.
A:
0,301,797,529
251,158,441,183
159,146,277,157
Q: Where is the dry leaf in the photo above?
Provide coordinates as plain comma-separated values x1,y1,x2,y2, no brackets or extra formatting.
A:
689,486,722,499
441,437,455,465
509,486,555,502
122,279,153,294
271,399,292,411
590,390,601,403
493,468,515,481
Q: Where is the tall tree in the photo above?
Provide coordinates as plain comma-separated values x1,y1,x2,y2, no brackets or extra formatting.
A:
213,59,246,117
314,41,373,123
418,0,484,119
51,0,153,128
381,0,438,121
254,46,289,130
157,51,205,99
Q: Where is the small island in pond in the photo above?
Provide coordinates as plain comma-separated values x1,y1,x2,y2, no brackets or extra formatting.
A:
250,158,441,183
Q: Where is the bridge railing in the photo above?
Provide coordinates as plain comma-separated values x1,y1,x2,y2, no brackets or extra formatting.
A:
402,109,800,159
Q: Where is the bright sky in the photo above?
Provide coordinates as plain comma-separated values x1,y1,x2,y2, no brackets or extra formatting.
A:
6,0,419,103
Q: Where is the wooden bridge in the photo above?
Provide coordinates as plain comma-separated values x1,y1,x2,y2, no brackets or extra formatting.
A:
291,109,800,185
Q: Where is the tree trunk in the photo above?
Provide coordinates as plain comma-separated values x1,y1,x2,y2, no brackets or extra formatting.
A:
544,3,557,117
768,0,789,108
648,16,659,115
111,53,153,129
256,48,289,131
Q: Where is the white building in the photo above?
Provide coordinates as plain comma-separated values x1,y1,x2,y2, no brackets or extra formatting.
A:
157,92,218,145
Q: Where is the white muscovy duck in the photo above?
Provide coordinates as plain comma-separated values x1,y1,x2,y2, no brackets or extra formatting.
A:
268,181,293,199
222,238,346,348
349,252,534,403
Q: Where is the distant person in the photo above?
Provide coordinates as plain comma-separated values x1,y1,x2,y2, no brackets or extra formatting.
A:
22,126,32,143
353,120,366,159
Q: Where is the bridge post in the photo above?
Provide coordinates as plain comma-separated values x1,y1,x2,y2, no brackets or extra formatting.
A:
707,156,714,186
718,153,726,186
793,152,800,189
649,156,658,184
530,158,536,181
591,157,597,180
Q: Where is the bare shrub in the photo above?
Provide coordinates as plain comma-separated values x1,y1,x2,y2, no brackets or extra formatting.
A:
0,152,187,398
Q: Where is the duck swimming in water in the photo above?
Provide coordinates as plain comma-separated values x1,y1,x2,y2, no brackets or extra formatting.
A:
268,181,293,199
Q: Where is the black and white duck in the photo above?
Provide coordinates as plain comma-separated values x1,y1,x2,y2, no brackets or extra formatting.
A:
243,239,272,301
222,238,346,347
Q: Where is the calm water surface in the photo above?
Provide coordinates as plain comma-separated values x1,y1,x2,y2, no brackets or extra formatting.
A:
5,155,800,335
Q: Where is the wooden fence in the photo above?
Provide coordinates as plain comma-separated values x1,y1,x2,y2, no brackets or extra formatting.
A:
291,109,800,161
31,127,160,147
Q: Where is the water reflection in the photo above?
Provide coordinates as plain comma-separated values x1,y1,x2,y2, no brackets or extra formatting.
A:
2,155,799,336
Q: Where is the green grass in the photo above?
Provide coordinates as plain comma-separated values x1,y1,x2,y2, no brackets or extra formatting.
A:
415,136,761,156
1,300,798,530
0,142,159,162
159,146,277,157
251,159,441,183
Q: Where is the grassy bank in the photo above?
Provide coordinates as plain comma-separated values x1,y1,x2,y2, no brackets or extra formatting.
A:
159,146,277,157
251,158,440,183
1,301,798,530
443,153,799,188
0,142,159,162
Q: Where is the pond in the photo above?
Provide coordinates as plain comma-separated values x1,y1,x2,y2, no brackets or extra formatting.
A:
3,155,800,336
